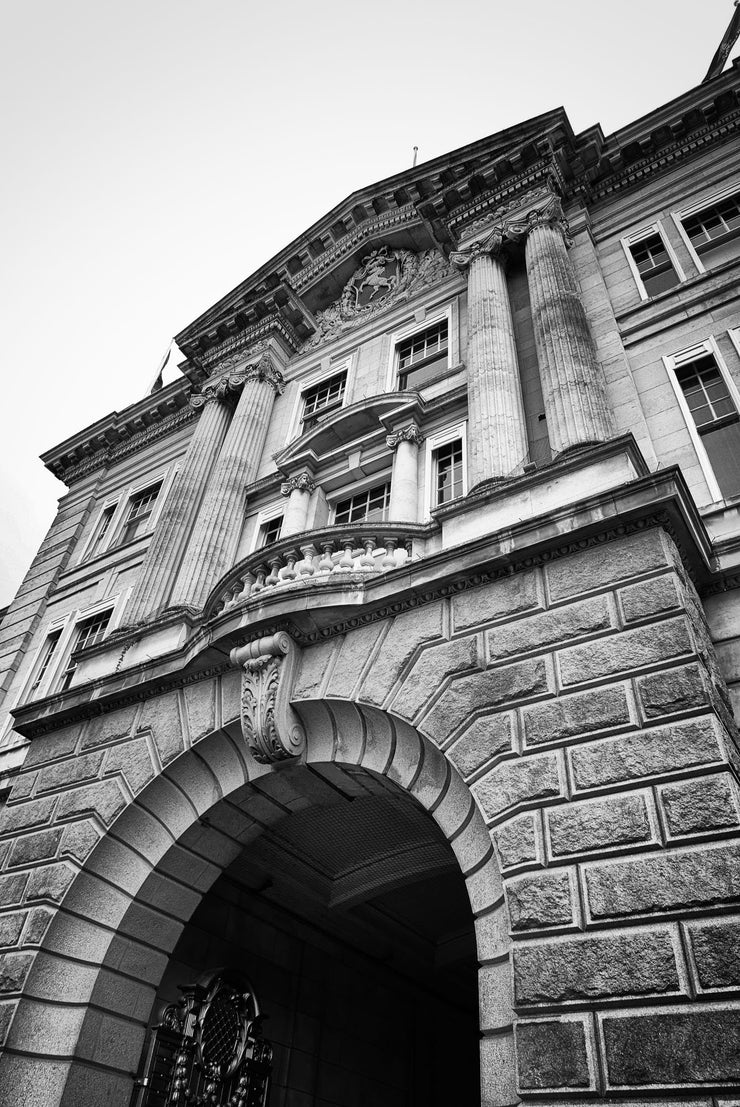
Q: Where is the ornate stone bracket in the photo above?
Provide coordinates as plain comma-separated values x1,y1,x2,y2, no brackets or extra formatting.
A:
386,425,424,450
229,632,306,764
190,353,285,409
280,472,317,497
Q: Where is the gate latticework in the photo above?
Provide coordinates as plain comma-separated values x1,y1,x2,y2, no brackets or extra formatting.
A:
132,972,272,1107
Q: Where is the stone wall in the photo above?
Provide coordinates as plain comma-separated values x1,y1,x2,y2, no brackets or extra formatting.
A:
0,525,738,1103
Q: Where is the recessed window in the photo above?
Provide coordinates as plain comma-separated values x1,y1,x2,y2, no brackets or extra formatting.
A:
119,483,161,545
29,629,62,697
434,439,464,505
397,319,449,390
301,371,347,430
675,187,740,271
334,482,391,524
58,609,112,692
622,224,684,300
85,504,116,560
259,515,283,547
675,353,740,498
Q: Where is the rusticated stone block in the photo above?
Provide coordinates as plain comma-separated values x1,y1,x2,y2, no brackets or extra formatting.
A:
104,736,156,795
293,639,338,700
392,637,478,720
487,596,612,662
570,717,724,791
448,713,514,778
506,870,574,931
493,813,539,869
619,574,681,623
0,912,26,948
0,952,33,993
473,752,560,822
688,919,740,988
183,680,216,744
452,570,540,632
0,796,56,837
328,623,385,699
636,662,708,719
514,930,679,1004
359,604,443,706
661,774,739,836
25,862,76,903
22,723,81,768
522,684,631,746
220,669,242,725
8,772,36,802
516,1017,591,1088
56,779,127,825
548,793,652,857
0,874,27,908
422,659,548,745
80,705,138,751
547,528,669,602
8,828,63,868
603,1009,740,1085
36,750,104,796
559,617,693,686
59,821,101,864
0,1000,17,1046
585,843,740,921
137,692,186,767
22,907,54,945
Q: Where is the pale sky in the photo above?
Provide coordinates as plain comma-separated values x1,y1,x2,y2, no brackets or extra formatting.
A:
0,0,736,607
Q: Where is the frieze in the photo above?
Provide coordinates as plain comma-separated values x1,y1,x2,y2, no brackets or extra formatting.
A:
302,247,457,352
446,161,565,240
200,316,301,371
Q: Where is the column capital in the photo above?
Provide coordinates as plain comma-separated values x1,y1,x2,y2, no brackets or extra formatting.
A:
189,353,285,410
450,227,506,271
506,195,572,247
386,424,424,450
280,472,317,497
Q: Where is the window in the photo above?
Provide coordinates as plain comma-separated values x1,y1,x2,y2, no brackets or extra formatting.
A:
85,504,117,560
397,319,449,389
119,483,161,545
334,482,391,524
28,629,62,697
434,439,464,505
259,515,283,547
622,226,683,299
664,340,740,501
301,370,347,429
58,609,112,692
675,186,740,272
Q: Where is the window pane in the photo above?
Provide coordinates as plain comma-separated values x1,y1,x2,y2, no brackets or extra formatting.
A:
30,630,62,694
302,372,347,426
435,440,463,505
335,482,390,524
260,517,283,547
120,484,161,544
702,420,740,499
397,320,449,387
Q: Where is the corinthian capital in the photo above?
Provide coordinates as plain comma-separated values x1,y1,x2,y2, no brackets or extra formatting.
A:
280,472,317,496
450,226,506,271
189,353,285,409
386,424,424,450
244,352,285,396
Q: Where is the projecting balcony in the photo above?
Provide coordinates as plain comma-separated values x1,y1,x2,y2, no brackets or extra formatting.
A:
206,522,430,619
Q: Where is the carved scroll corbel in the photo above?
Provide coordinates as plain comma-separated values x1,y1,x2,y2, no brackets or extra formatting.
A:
229,632,306,764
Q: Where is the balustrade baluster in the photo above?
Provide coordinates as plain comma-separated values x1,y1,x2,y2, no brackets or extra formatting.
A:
279,551,299,581
359,537,377,571
333,538,356,572
265,557,282,588
318,541,335,573
382,537,397,569
297,543,318,576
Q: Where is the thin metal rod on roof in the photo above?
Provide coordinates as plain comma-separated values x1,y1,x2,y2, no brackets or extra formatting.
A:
148,340,174,394
703,0,740,82
412,146,419,167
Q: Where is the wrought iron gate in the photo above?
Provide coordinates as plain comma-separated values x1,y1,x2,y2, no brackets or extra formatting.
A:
132,972,272,1107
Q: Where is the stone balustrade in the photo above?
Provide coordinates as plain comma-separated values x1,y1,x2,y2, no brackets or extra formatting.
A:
207,523,427,617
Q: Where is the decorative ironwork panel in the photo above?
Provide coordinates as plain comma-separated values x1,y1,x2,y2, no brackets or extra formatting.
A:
132,972,272,1107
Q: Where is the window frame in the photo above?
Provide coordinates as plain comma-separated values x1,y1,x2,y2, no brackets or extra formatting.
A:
662,336,740,503
672,183,740,275
290,358,352,440
250,504,285,553
329,474,393,526
77,466,175,564
620,222,686,301
424,422,468,517
386,303,456,393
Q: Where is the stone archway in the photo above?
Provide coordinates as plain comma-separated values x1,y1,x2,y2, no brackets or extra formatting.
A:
0,700,509,1107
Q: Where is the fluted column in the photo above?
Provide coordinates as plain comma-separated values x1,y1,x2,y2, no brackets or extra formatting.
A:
280,472,316,536
123,387,233,625
170,355,285,610
524,208,613,455
387,425,423,519
452,233,528,487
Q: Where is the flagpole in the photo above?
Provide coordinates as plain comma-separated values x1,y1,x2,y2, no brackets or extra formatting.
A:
147,340,174,394
703,0,740,82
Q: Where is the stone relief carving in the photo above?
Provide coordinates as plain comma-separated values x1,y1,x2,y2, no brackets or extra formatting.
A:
386,425,424,450
230,632,306,764
190,352,285,409
280,472,317,496
303,247,456,351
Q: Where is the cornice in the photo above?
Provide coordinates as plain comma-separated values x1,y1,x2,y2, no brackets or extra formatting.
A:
199,314,303,372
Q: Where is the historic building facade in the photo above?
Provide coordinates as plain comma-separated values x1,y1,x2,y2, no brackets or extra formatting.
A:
0,59,740,1107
